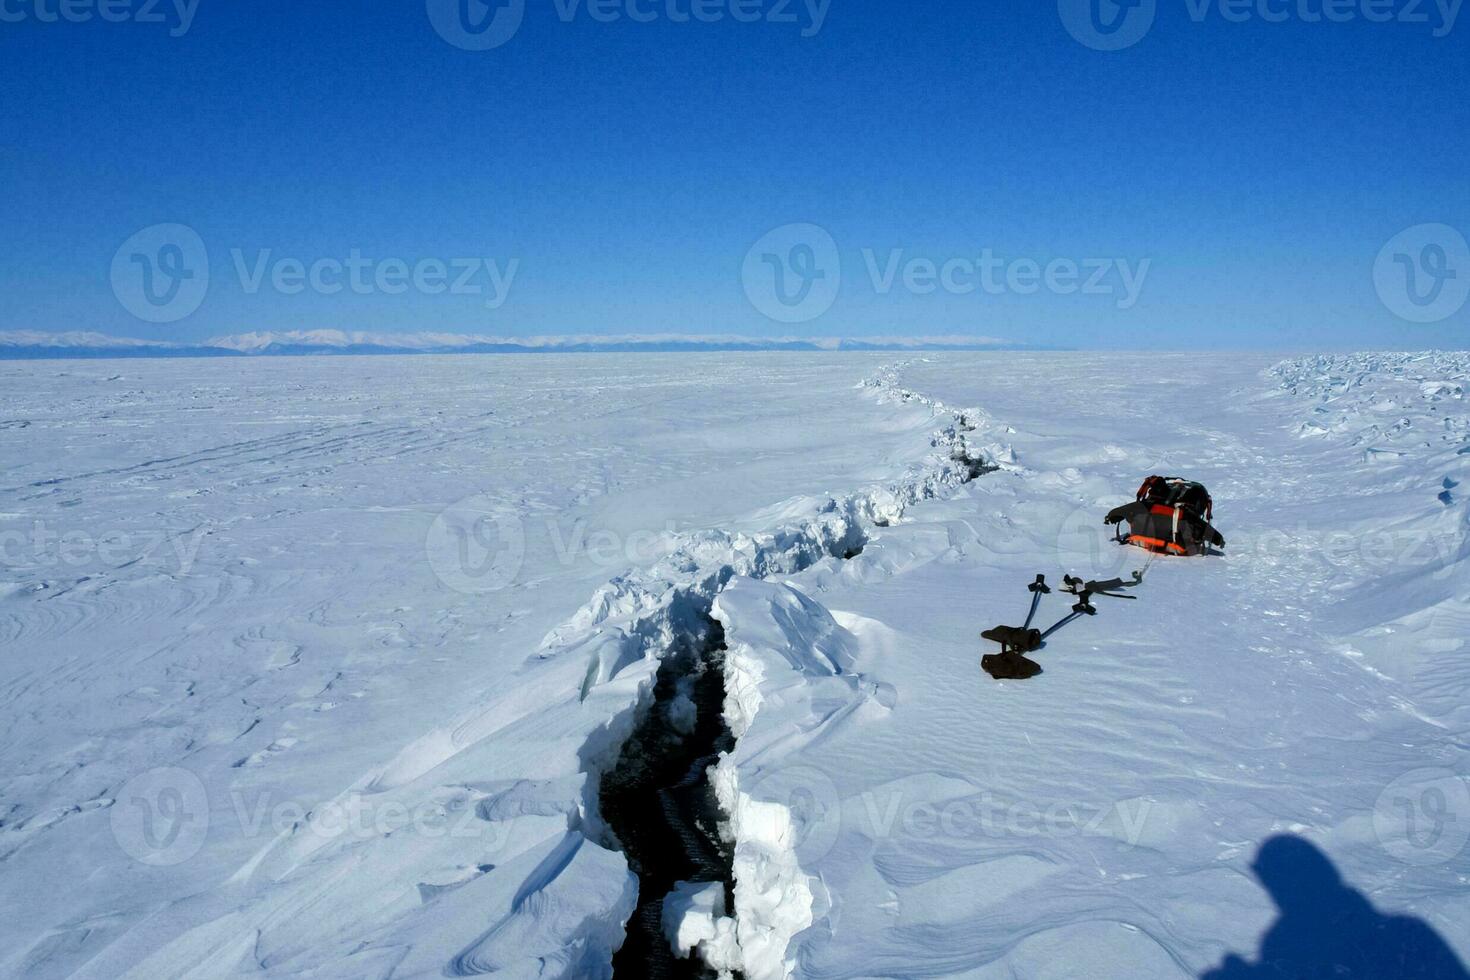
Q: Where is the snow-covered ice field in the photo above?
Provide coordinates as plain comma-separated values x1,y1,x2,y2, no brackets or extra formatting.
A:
1,352,1467,979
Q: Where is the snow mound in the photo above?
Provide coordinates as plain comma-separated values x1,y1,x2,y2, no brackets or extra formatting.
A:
662,880,739,969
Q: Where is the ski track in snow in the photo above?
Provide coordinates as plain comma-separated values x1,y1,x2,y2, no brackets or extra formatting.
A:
2,352,1467,978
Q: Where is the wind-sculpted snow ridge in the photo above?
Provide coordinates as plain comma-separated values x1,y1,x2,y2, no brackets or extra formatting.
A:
557,365,1014,978
705,580,885,980
614,362,1018,979
549,359,1015,697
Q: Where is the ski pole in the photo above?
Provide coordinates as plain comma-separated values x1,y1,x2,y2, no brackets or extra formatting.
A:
1040,609,1087,641
1020,574,1050,630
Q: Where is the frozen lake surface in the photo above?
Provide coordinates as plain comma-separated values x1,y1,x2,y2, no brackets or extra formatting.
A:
1,352,1466,978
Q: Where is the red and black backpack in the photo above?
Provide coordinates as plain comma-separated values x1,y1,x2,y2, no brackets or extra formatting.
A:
1136,476,1213,521
1109,476,1223,555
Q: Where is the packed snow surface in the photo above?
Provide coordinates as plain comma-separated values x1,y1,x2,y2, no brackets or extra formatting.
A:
1,351,1466,979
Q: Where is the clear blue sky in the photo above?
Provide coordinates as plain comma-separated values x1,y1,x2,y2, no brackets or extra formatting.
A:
1,0,1467,348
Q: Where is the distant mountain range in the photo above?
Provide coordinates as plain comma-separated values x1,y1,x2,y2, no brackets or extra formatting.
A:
0,331,1059,359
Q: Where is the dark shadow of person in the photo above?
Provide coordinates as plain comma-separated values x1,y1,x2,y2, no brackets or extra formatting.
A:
1202,835,1468,979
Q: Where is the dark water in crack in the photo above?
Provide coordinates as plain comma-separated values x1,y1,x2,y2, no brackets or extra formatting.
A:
600,619,739,980
596,451,989,976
